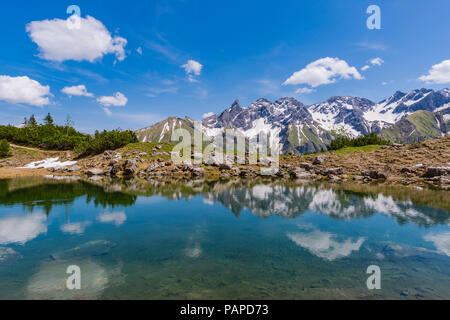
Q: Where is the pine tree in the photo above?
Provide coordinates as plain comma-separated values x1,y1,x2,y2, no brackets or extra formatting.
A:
0,139,12,158
44,113,54,125
29,114,38,126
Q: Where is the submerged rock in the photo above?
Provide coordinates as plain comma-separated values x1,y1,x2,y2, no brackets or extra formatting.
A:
27,259,123,300
380,243,440,259
50,240,116,261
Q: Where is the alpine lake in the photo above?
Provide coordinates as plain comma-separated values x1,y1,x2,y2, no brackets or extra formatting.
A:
0,176,449,300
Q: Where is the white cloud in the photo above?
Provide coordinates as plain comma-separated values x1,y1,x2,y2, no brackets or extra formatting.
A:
287,230,365,261
61,221,91,235
295,87,314,94
26,15,127,63
97,212,127,226
283,57,363,88
97,92,128,107
202,112,214,119
419,59,450,84
0,213,47,245
361,58,384,72
103,108,112,116
370,57,384,66
423,232,450,257
0,75,51,106
181,60,203,82
61,85,94,97
181,60,203,75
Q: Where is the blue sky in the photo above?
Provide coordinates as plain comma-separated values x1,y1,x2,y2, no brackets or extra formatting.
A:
0,0,449,132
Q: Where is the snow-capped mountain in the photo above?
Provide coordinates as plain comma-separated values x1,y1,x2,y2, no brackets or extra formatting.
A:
136,88,450,154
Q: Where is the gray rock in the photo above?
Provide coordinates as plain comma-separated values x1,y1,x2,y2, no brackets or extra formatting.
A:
294,169,316,180
361,170,387,179
326,167,344,176
87,169,104,176
192,167,205,176
328,174,341,182
423,166,450,178
313,155,326,165
146,164,160,173
232,167,241,175
124,159,138,175
68,165,81,172
300,162,314,171
219,164,232,171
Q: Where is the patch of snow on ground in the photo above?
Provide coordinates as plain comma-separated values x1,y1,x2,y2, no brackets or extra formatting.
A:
20,158,77,169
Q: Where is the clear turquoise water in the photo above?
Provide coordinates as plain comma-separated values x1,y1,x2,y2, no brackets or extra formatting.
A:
0,178,449,299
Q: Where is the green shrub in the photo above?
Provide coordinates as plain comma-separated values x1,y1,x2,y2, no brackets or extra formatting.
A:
0,139,12,158
328,132,390,151
0,113,138,158
74,130,138,158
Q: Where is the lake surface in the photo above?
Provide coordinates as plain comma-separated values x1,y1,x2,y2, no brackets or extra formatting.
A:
0,177,449,300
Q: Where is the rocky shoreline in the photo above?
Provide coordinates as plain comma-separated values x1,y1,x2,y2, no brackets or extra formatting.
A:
0,136,449,190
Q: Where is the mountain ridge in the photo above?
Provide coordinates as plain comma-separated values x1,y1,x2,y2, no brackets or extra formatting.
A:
136,88,450,154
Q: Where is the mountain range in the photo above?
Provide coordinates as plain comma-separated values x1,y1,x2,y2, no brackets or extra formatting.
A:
136,88,450,154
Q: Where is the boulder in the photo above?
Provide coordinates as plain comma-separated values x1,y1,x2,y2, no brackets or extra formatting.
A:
326,167,344,176
123,159,138,175
146,164,160,173
361,170,387,179
313,155,326,165
68,165,82,172
293,169,316,180
87,169,104,176
192,167,205,177
219,164,232,171
300,162,314,171
423,166,450,178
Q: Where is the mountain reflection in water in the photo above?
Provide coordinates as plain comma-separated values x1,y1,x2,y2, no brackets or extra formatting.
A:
0,177,449,299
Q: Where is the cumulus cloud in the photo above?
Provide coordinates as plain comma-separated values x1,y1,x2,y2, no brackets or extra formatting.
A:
202,112,214,119
97,92,127,107
61,85,94,97
287,230,365,261
361,65,371,71
283,57,363,88
423,232,450,257
0,213,47,245
26,15,127,63
97,212,127,226
181,60,203,82
0,75,51,106
182,60,203,75
419,59,450,84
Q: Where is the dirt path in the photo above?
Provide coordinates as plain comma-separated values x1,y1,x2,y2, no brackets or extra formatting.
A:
10,144,42,151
